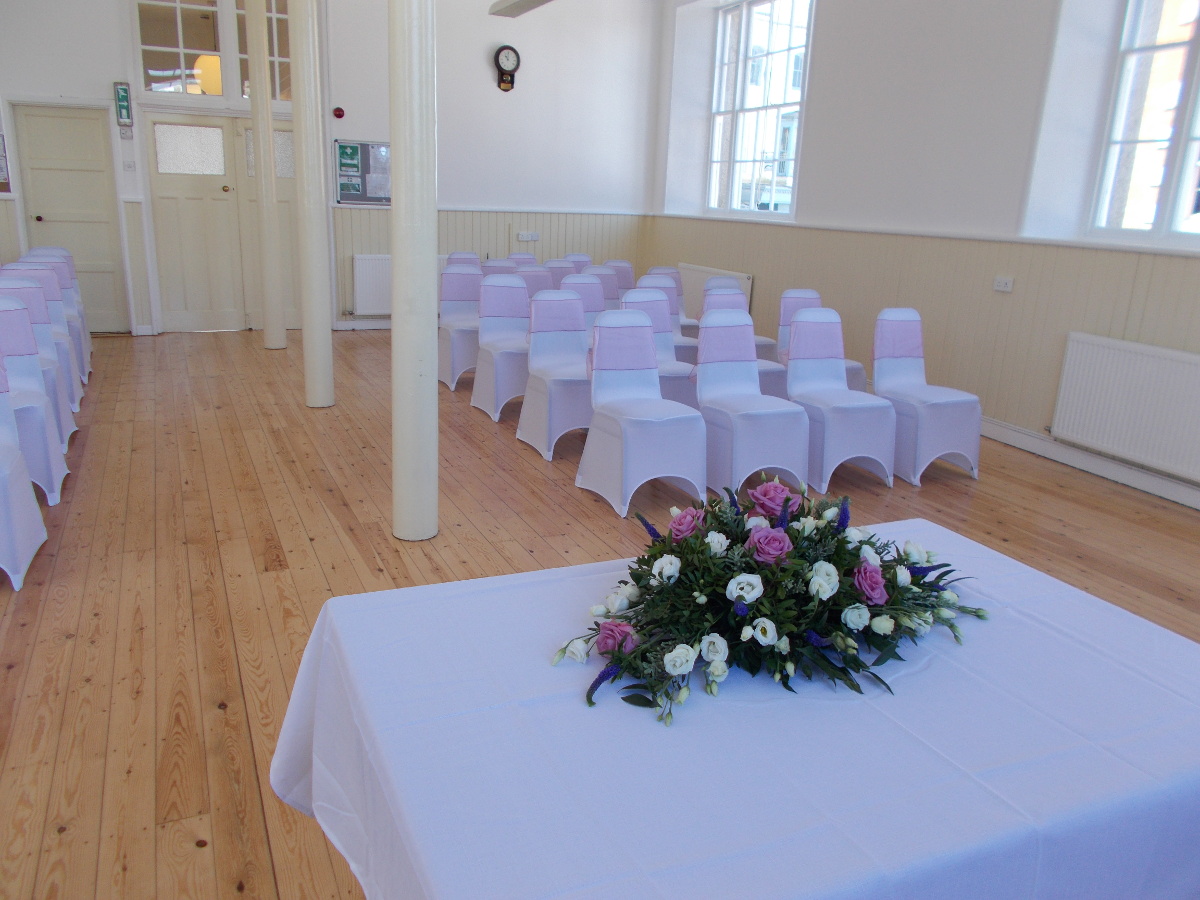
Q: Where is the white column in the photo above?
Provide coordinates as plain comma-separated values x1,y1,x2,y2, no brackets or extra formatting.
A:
246,0,287,349
290,0,335,407
390,0,439,540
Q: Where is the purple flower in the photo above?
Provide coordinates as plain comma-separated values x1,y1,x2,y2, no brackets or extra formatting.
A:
635,513,661,542
834,498,850,533
747,481,802,520
745,526,794,565
805,629,832,648
853,562,889,605
734,600,749,617
595,621,639,657
586,663,621,706
908,564,940,580
669,506,706,542
723,488,742,516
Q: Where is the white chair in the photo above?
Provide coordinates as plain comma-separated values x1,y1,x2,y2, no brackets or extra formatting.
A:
560,273,606,335
470,275,531,421
1,264,84,405
545,260,576,289
603,260,635,294
647,266,698,338
564,253,591,273
481,258,518,277
0,300,69,505
446,251,481,266
696,309,809,494
516,291,592,461
637,273,698,364
620,288,697,408
24,248,91,378
787,308,896,494
508,252,538,265
873,308,981,486
0,366,47,591
516,264,554,297
581,265,620,309
437,265,484,391
702,288,787,399
575,309,706,517
0,278,77,448
777,289,868,392
702,287,779,361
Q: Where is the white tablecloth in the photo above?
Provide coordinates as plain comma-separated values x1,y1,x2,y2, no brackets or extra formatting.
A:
271,519,1200,899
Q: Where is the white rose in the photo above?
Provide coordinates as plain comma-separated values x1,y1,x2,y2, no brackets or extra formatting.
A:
704,531,730,557
745,515,770,530
913,612,933,636
751,618,779,646
652,555,681,584
843,526,868,549
895,565,911,587
859,544,881,568
841,604,870,631
590,604,609,617
669,506,682,517
663,643,698,676
939,589,958,603
790,516,820,536
935,608,957,620
602,591,627,615
808,561,840,601
675,685,690,704
902,540,925,564
869,615,895,635
726,573,764,604
775,635,791,654
822,506,840,522
740,625,753,642
619,582,640,603
707,660,729,682
562,637,589,663
785,661,796,676
700,633,729,663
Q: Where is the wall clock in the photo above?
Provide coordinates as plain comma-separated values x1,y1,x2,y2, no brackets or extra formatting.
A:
494,45,520,91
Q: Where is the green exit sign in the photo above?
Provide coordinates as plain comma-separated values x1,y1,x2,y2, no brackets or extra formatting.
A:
114,82,133,126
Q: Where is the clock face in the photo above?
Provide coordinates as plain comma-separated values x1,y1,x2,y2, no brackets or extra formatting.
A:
496,46,520,73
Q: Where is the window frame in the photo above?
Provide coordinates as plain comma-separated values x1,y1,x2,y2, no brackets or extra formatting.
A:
705,0,814,220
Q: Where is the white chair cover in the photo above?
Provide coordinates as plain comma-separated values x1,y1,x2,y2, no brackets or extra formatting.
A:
0,367,47,591
516,292,592,460
603,260,635,294
620,288,697,408
873,308,981,485
545,260,576,289
437,265,484,391
787,308,896,494
1,264,84,406
0,301,69,505
23,249,91,376
637,273,699,365
481,258,518,276
470,275,531,421
575,310,706,517
777,288,868,391
581,266,619,309
699,287,787,399
0,279,77,448
560,274,606,336
446,251,480,266
702,286,779,362
564,253,591,273
516,265,554,296
696,309,810,493
508,252,538,265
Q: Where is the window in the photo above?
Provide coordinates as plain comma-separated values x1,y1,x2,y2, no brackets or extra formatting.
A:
708,0,813,215
138,0,290,102
1095,0,1200,234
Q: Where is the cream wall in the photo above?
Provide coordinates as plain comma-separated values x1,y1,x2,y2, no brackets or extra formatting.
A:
0,199,19,263
639,216,1200,435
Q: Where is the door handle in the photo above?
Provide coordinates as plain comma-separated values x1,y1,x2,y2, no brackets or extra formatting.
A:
34,215,43,221
222,185,231,192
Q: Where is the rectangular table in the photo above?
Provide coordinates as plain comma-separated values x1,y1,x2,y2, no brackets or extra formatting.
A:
271,519,1200,899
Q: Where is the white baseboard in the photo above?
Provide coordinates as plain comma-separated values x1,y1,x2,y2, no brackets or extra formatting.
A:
333,318,391,330
131,325,157,336
982,418,1200,511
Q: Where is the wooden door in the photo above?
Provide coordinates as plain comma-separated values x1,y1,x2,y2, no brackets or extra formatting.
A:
147,114,247,332
13,105,129,333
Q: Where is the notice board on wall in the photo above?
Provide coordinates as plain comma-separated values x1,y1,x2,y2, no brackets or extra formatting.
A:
335,140,390,205
0,135,11,194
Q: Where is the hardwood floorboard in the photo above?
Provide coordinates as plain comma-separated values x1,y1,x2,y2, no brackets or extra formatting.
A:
0,328,1197,899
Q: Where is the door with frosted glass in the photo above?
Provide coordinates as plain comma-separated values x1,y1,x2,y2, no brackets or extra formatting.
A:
148,115,247,331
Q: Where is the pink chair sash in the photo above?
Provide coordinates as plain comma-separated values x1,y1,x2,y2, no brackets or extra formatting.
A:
0,283,50,324
518,268,554,295
0,307,39,356
874,318,924,360
789,319,845,360
530,298,586,333
440,270,483,304
780,293,821,326
479,283,530,318
698,323,757,363
561,276,605,313
591,323,658,371
18,257,71,288
2,265,62,304
704,289,748,313
622,297,672,333
482,260,517,275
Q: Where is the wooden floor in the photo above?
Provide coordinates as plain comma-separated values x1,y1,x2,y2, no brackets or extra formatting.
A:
1,329,1199,899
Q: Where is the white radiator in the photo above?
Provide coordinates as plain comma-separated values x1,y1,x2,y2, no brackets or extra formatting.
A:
677,263,753,321
1051,332,1200,484
352,254,391,316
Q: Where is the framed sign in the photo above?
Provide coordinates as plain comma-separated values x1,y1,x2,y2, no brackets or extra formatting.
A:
114,82,133,127
334,140,390,205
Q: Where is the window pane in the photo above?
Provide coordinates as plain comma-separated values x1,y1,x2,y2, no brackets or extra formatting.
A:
1099,140,1168,228
241,57,251,98
143,49,184,92
237,12,247,54
764,51,790,105
139,3,180,48
274,0,288,13
185,52,222,95
154,123,226,175
181,5,219,51
1113,47,1186,142
276,60,291,101
1127,0,1197,47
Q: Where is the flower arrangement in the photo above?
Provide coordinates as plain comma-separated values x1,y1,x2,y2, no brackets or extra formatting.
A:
554,479,987,724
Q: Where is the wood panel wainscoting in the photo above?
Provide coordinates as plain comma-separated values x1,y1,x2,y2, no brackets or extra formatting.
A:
1,331,1197,898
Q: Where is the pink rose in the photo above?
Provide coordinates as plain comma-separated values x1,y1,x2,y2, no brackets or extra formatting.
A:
747,481,802,521
744,526,793,565
595,621,639,657
669,506,706,542
853,562,888,605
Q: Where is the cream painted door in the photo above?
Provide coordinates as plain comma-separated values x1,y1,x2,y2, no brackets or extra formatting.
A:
148,114,247,331
13,105,129,333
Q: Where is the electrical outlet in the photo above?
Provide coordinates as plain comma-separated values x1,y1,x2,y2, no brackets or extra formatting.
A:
122,160,137,172
993,275,1014,293
517,231,539,242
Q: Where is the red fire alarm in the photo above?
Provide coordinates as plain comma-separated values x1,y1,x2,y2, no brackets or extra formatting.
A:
333,107,345,119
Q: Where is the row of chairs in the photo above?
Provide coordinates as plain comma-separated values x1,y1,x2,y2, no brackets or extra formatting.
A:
0,247,92,590
444,261,979,515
